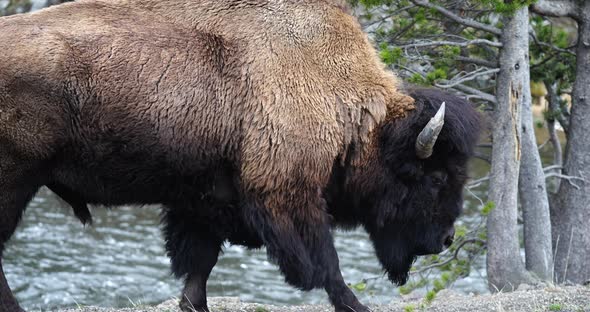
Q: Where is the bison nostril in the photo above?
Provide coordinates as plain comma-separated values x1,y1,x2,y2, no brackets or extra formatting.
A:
443,228,455,248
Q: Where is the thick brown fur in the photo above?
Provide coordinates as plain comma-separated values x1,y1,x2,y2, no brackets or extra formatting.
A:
0,1,476,312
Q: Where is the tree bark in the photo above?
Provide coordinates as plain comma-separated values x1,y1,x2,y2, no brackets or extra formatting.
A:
545,81,564,170
486,6,535,291
545,81,570,137
519,70,553,281
553,0,590,285
531,0,577,19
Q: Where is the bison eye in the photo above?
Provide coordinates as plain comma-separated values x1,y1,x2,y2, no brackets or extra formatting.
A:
396,162,424,181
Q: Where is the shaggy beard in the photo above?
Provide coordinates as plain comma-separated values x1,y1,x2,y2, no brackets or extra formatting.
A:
373,236,417,286
385,254,416,285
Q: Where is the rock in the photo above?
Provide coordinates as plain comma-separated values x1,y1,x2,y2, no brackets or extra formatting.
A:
437,288,462,298
516,283,533,291
58,286,590,312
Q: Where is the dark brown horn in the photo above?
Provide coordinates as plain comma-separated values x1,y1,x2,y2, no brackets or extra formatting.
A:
415,102,445,159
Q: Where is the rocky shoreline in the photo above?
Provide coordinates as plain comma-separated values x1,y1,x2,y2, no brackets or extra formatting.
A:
57,285,590,312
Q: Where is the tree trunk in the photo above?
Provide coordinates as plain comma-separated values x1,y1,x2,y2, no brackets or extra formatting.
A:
553,1,590,285
545,81,563,192
486,6,535,291
545,81,564,171
519,71,553,281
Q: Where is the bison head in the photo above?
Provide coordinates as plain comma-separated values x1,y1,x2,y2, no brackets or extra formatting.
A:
335,88,481,285
372,89,480,284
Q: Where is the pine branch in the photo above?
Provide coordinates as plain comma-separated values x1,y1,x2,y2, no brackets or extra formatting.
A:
436,81,497,104
398,39,502,49
410,239,486,275
435,68,500,89
361,5,416,28
467,175,490,189
545,172,585,189
410,0,502,36
456,56,498,68
530,27,576,56
473,152,491,164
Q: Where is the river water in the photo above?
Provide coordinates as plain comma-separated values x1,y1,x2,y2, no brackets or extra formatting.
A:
4,168,490,311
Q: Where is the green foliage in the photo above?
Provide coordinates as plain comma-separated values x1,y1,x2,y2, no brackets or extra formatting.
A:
426,68,447,83
408,73,428,86
401,66,448,86
394,239,485,304
425,290,437,303
481,201,496,216
478,230,488,241
380,46,404,65
403,304,416,312
432,278,445,291
529,16,576,90
255,307,270,312
476,0,538,14
455,225,467,238
548,303,563,311
355,0,504,94
359,0,394,8
351,281,368,291
399,277,428,295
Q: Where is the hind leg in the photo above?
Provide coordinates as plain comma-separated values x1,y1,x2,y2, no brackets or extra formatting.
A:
0,157,44,312
162,207,222,312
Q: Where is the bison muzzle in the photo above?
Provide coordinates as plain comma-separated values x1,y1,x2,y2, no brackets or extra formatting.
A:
0,0,480,311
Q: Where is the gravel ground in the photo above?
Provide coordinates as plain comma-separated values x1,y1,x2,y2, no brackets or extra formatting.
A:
59,285,590,312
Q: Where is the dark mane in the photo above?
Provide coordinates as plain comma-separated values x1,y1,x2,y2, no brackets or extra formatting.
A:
328,87,481,286
329,87,481,224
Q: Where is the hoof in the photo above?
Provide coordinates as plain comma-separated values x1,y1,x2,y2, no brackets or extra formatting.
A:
179,297,209,312
334,303,371,312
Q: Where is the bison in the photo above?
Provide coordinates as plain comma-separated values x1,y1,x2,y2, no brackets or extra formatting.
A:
0,0,480,311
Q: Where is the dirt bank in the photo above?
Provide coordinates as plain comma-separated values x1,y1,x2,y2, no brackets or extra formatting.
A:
59,285,589,312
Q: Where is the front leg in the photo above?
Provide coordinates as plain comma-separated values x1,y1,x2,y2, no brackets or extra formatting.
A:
240,137,370,310
162,207,222,312
324,254,370,312
243,188,369,312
